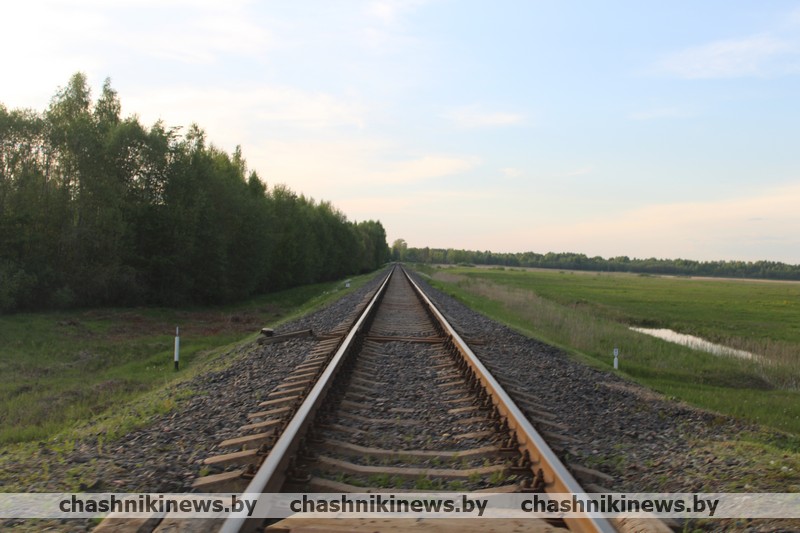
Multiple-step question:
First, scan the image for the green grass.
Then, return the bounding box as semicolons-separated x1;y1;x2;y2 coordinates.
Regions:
444;266;800;344
0;271;378;446
418;265;800;435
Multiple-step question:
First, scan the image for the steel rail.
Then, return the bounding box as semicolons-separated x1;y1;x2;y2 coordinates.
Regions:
401;267;617;533
220;265;617;533
219;266;395;533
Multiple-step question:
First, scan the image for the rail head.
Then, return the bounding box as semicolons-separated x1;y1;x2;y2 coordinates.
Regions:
401;267;617;533
219;266;395;533
221;265;617;533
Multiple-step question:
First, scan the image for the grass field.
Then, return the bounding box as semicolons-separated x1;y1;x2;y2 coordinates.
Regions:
418;265;800;435
0;272;376;446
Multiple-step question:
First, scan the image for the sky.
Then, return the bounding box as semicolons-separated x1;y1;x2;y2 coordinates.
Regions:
2;1;800;263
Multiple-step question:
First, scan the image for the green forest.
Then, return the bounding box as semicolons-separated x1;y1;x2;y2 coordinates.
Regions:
396;244;800;280
0;73;389;312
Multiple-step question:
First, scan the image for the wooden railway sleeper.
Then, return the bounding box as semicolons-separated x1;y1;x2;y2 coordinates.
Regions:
450;353;462;372
493;416;510;437
472;372;483;390
492;403;504;421
455;352;468;372
453;357;469;382
509;449;533;475
466;372;482;393
531;467;547;492
477;388;492;409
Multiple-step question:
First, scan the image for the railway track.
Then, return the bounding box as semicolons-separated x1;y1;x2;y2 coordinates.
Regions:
98;266;670;533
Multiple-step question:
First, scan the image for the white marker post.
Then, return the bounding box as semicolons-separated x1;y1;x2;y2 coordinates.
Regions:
613;347;619;370
174;327;180;371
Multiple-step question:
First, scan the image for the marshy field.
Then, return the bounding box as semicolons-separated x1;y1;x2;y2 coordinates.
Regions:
418;264;800;435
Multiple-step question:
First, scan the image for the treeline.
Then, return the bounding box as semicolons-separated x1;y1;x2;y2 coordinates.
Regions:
0;73;389;312
396;245;800;280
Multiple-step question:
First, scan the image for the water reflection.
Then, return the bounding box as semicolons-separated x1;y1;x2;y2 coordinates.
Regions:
630;327;757;360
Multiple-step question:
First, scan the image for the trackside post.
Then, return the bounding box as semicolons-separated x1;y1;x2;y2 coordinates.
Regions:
174;327;180;371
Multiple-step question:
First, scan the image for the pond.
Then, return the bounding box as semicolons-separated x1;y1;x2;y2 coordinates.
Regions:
630;327;757;360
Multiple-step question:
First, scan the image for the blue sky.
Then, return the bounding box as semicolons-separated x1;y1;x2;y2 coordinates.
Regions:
3;1;800;262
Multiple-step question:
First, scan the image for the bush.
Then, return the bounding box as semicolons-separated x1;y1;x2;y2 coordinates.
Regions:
0;262;36;313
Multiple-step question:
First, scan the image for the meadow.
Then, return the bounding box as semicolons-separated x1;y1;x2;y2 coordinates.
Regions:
0;273;375;446
418;265;800;435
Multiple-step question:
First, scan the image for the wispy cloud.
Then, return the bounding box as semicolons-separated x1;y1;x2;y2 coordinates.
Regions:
444;105;524;128
655;34;796;79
